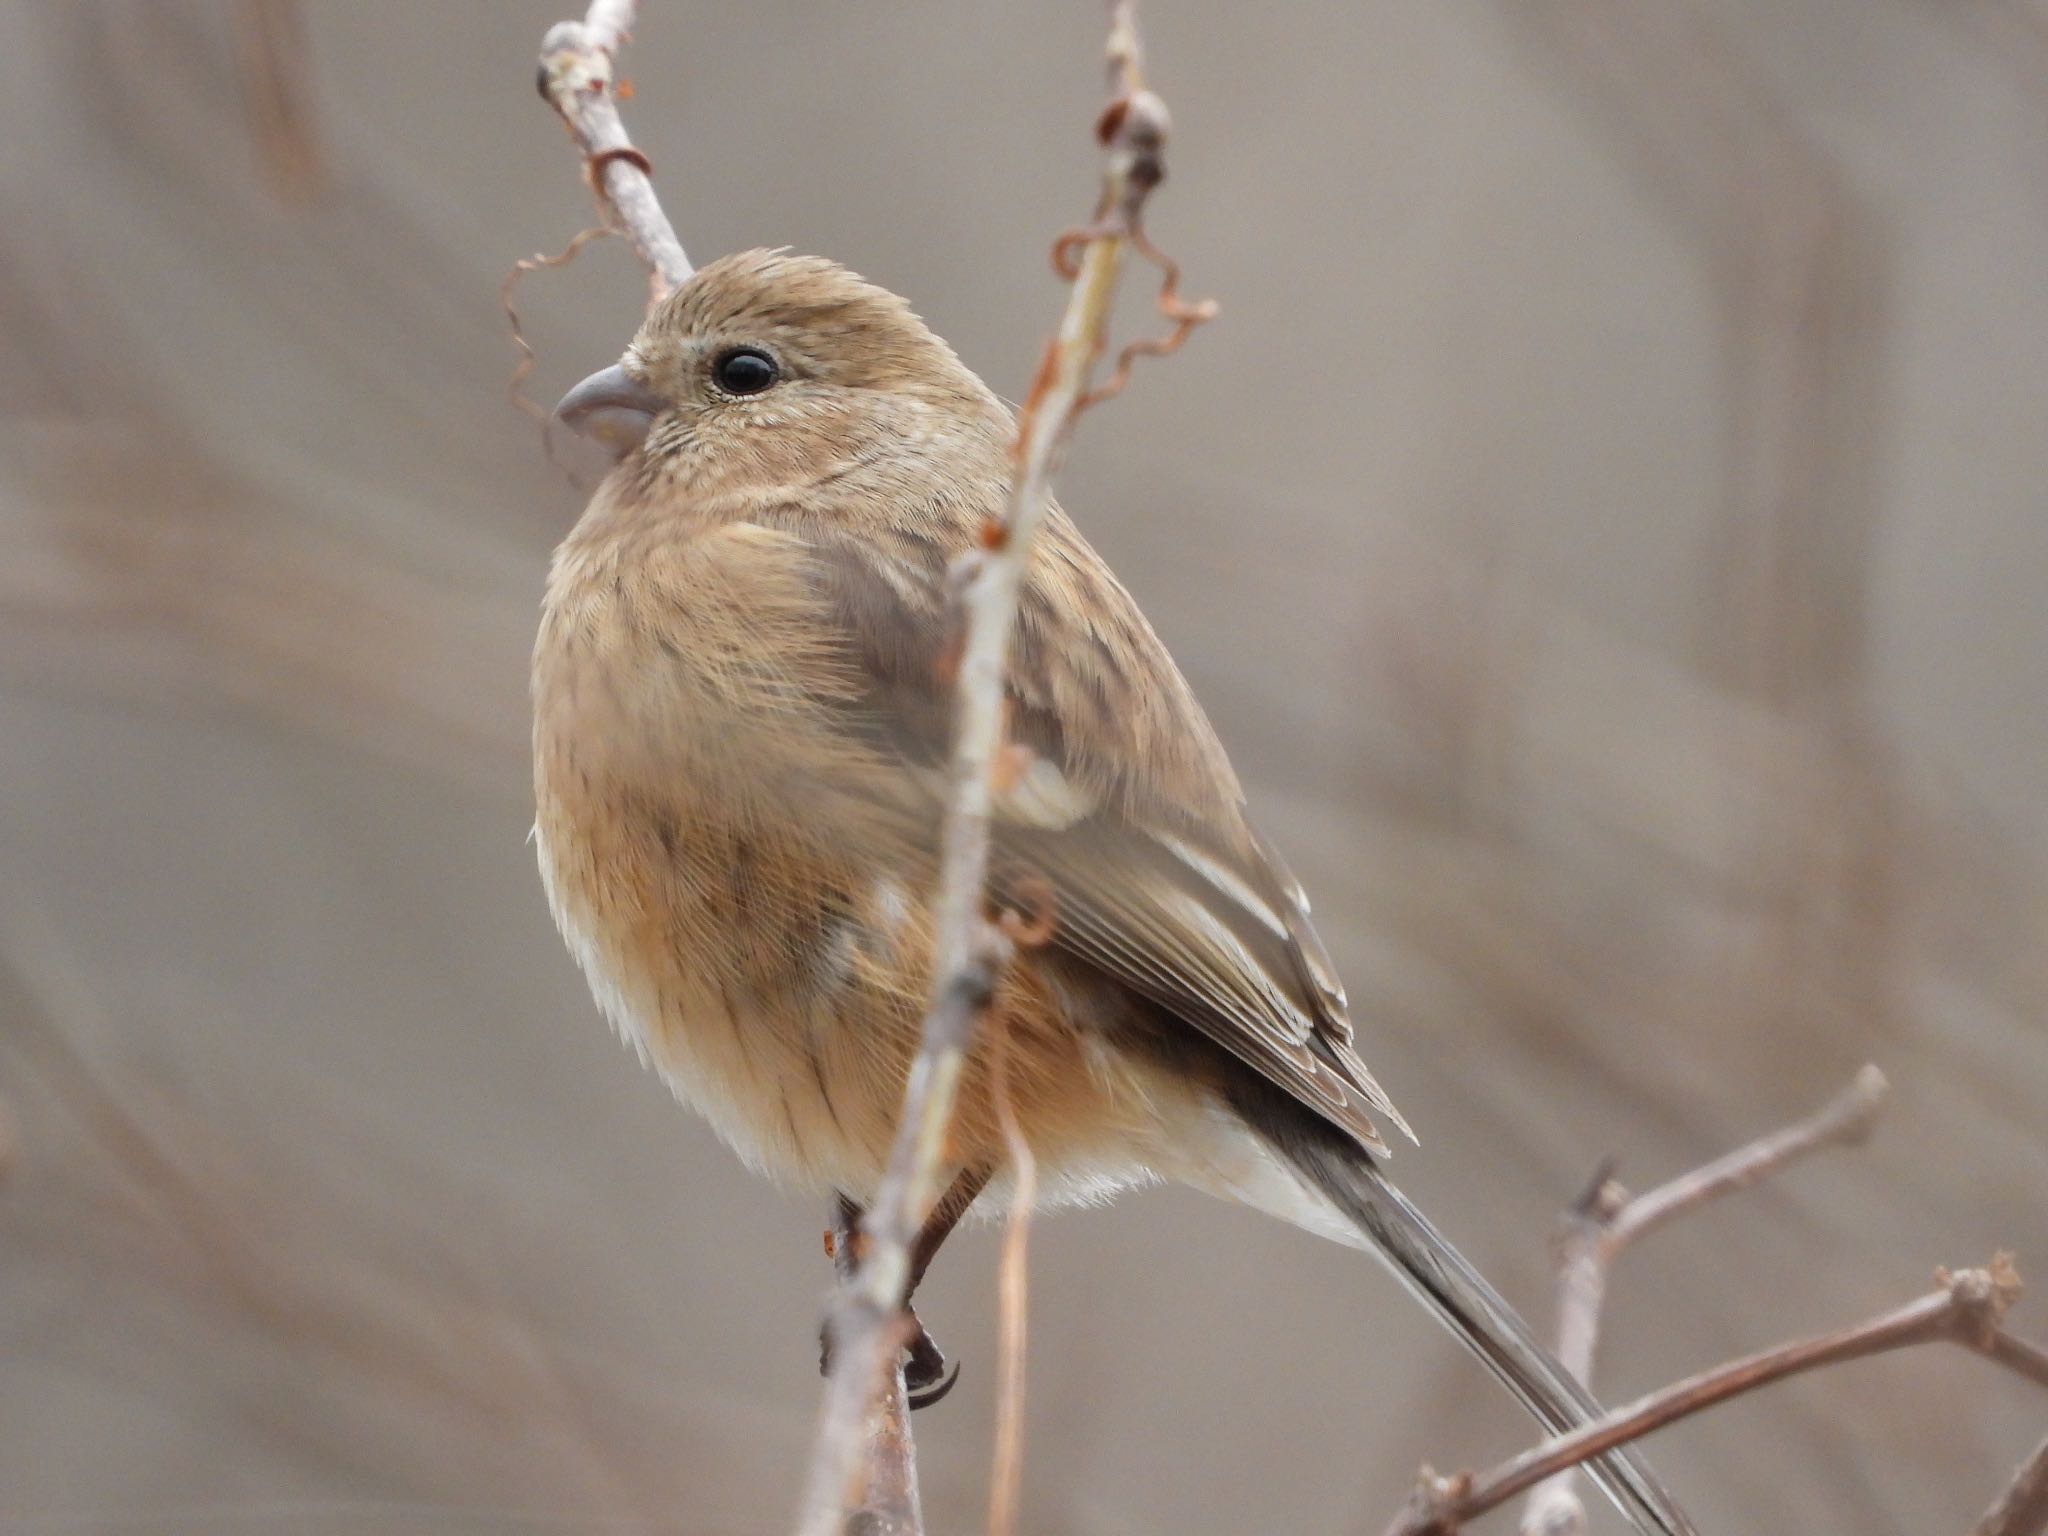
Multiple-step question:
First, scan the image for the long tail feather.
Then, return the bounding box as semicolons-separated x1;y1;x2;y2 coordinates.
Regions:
1291;1144;1696;1536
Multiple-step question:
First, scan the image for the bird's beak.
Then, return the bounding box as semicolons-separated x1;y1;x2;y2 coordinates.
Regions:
553;363;665;457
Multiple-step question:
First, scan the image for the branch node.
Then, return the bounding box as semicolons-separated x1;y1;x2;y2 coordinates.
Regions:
587;144;654;184
539;21;614;101
532;2;691;308
1566;1154;1627;1222
1828;1063;1890;1147
1392;1465;1472;1536
1943;1254;2023;1346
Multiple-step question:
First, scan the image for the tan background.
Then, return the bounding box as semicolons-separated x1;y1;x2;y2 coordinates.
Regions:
3;2;2046;1531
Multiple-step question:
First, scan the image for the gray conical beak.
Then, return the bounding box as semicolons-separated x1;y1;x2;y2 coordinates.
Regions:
553;363;664;456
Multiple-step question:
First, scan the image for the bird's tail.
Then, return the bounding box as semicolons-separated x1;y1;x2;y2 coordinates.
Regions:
1289;1142;1695;1536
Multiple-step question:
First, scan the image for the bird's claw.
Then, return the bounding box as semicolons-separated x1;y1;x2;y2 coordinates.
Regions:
817;1307;962;1412
903;1318;959;1409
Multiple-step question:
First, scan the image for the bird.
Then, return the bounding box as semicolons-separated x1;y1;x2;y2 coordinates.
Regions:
533;248;1689;1536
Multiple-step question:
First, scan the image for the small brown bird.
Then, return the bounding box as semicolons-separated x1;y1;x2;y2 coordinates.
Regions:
534;250;1685;1536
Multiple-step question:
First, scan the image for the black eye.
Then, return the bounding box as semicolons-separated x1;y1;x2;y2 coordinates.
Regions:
712;346;779;395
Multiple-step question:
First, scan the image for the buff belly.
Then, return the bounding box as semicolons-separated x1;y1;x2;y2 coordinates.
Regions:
532;812;1365;1251
533;814;1157;1203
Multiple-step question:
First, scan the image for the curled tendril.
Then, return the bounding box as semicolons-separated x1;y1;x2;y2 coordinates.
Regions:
1052;224;1218;418
501;223;619;424
1084;229;1217;412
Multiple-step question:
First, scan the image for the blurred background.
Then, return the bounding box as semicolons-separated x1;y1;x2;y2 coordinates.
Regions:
2;1;2045;1531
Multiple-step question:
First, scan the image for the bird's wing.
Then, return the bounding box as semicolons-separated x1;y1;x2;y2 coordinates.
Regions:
787;506;1411;1156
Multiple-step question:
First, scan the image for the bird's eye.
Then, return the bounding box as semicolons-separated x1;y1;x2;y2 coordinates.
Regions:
712;346;779;396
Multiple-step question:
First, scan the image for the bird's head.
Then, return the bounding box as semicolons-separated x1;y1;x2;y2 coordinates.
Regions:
554;249;1003;494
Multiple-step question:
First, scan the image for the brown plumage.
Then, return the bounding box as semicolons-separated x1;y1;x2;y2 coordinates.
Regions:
535;248;1402;1195
533;250;1689;1536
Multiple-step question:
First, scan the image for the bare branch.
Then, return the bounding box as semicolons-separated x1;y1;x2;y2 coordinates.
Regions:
1607;1063;1890;1252
1984;1332;2048;1392
536;1;692;302
1519;1064;1891;1536
797;939;1003;1536
847;1363;922;1536
234;0;323;199
1975;1432;2048;1536
1518;1179;1616;1536
1394;1257;2043;1536
824;1200;922;1536
794;6;1210;1533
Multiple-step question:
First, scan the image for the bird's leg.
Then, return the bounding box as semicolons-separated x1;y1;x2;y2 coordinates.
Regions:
821;1163;995;1411
826;1189;865;1284
818;1191;865;1396
898;1160;995;1407
909;1160;994;1294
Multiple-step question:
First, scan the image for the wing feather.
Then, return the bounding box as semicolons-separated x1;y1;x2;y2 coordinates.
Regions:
780;506;1413;1154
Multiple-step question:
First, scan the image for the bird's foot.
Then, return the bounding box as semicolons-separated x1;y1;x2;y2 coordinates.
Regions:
816;1305;961;1411
902;1312;959;1409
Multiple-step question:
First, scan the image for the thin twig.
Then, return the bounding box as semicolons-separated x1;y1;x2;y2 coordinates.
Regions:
1391;1257;2044;1536
793;6;1210;1533
987;1020;1039;1536
1605;1064;1890;1252
1986;1331;2048;1392
234;0;323;199
826;1199;922;1536
536;0;692;302
798;945;1003;1536
1519;1064;1890;1536
0;905;652;1515
1975;1431;2048;1536
852;1363;922;1536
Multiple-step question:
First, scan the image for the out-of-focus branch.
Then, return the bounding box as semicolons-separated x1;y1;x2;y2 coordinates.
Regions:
0;435;532;788
792;7;1211;1535
536;0;692;302
0;1093;17;1185
1986;1331;2048;1391
1397;1062;2044;1536
1975;1432;2048;1536
234;0;323;199
1520;1064;1890;1535
1392;1256;2045;1536
987;1021;1040;1536
1601;1064;1890;1250
0;899;650;1515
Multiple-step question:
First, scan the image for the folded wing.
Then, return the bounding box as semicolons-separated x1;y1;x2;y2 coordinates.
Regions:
787;504;1412;1156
